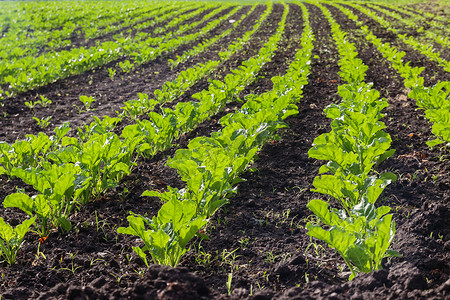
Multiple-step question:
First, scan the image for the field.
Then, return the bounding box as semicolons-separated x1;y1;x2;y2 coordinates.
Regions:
0;0;449;299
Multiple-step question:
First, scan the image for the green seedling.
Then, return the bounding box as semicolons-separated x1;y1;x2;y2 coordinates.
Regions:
74;95;96;113
39;95;52;107
118;60;134;73
108;68;116;81
0;217;36;265
33;116;52;129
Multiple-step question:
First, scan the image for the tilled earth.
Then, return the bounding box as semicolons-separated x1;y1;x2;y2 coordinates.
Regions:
0;2;449;299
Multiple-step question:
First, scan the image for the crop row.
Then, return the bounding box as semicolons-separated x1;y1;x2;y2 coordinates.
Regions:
333;2;450;149
0;1;168;60
306;1;400;280
350;3;450;72
0;2;216;95
0;2;281;265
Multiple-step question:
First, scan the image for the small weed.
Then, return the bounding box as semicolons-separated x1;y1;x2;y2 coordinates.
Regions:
59;252;82;275
226;272;233;295
219;248;240;271
238;237;250;249
265;251;276;263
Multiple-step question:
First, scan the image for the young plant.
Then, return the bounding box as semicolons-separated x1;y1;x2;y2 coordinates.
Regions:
4;163;88;236
39;95;52;107
74;95;96;113
118;60;134;73
25;100;39;111
0;216;36;265
108;68;116;81
306;199;401;280
72;133;138;203
77;115;122;141
33;116;52;129
117;199;207;267
120;93;157;120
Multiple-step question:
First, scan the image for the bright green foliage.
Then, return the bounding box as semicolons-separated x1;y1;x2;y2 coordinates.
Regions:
306;199;400;280
0;123;74;177
119;2;315;268
117;200;207;267
121;111;177;158
333;2;450;149
77;115;123;141
425;109;450;147
409;82;450;147
121;93;158;120
79;95;96;111
4;163;88;236
0;217;36;265
307;2;399;280
75;133;137;203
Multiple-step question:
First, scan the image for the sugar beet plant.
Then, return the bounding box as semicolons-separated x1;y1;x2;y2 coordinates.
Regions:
0;216;36;265
306;2;400;280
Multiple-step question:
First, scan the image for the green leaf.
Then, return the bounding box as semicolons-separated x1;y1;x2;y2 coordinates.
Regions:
352;199;376;221
14;216;36;240
385;249;402;258
4;193;34;216
0;217;14;241
307;199;342;226
56;217;72;232
33;194;52;219
347;244;371;273
132;246;149;267
306;224;356;257
376;149;395;166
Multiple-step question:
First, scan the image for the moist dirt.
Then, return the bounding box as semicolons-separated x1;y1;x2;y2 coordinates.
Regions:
0;2;449;300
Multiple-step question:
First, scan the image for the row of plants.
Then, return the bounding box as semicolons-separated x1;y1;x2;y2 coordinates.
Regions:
349;3;450;72
334;2;450;149
168;4;258;67
0;1;270;178
0;1;164;60
0;2;209;95
365;3;450;49
121;3;272;118
118;1;315;267
386;2;450;33
119;1;281;158
0;3;286;265
305;1;400;281
79;3;267;132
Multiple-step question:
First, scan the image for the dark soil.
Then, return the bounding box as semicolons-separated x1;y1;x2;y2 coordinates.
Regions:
1;2;449;300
